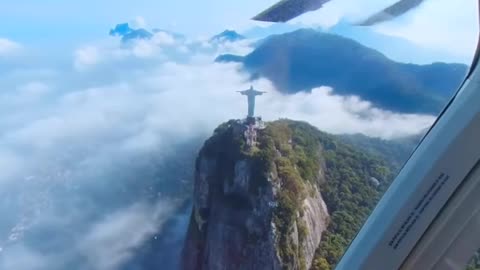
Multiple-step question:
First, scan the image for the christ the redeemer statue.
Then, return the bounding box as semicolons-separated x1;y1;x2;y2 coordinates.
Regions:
238;86;266;118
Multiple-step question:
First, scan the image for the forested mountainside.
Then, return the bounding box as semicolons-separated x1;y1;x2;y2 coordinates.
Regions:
181;119;408;269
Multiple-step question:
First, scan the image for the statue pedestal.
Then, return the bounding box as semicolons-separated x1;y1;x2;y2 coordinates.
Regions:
244;116;265;129
246;116;256;125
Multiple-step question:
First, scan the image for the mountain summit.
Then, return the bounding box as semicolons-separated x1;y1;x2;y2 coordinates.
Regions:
181;119;396;269
210;30;246;43
218;29;467;114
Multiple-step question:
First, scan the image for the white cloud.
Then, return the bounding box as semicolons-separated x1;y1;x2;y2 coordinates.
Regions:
0;151;24;183
0;245;49;270
74;46;100;70
0;31;437;270
216;39;255;55
178;45;190;54
0;81;51;108
17;81;50;95
259;87;435;138
152;31;176;46
130;16;148;29
132;40;159;58
73;38;172;67
0;38;21;56
80;201;174;270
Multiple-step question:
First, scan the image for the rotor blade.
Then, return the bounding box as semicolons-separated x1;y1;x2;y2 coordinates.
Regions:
357;0;427;26
252;0;332;23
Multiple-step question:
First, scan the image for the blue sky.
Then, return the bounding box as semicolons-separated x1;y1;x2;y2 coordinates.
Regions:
0;0;477;64
0;0;275;42
1;0;478;50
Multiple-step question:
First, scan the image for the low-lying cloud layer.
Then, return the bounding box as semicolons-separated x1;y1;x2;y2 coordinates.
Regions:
0;30;436;269
80;202;175;270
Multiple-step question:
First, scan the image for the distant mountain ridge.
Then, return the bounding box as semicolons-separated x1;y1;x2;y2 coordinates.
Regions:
218;29;468;114
109;23;153;42
109;24;245;47
210;30;246;42
109;23;186;43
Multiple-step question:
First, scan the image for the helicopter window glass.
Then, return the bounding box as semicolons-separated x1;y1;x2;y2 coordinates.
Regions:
466;250;480;270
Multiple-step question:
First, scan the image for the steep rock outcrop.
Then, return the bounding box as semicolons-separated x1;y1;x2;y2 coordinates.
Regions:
182;119;395;270
182;120;330;270
302;187;330;267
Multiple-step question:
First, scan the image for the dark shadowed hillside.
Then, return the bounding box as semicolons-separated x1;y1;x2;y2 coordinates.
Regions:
218;29;467;114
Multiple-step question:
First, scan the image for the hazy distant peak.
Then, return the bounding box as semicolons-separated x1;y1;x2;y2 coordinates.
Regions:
109;22;153;42
109;23;134;36
210;30;246;43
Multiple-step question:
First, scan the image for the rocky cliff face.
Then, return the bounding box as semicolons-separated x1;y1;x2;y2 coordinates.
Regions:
181;120;330;270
